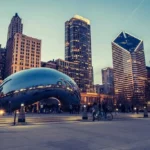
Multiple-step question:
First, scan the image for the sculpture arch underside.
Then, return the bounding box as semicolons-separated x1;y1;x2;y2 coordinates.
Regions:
0;68;81;111
41;97;61;105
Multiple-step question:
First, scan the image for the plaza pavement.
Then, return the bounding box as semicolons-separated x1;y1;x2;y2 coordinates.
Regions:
0;112;146;127
1;113;150;150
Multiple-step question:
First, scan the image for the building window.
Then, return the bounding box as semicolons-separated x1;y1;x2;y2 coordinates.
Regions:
37;49;40;52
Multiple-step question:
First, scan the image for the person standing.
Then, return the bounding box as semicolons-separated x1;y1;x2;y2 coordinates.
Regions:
69;104;73;114
136;106;139;114
77;104;80;114
92;102;99;121
102;101;107;119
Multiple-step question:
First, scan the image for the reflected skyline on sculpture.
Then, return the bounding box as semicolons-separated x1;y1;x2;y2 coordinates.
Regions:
0;68;81;111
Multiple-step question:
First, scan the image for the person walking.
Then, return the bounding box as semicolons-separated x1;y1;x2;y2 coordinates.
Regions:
92;102;99;121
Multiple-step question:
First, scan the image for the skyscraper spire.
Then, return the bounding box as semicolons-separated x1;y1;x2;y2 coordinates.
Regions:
7;13;23;40
15;13;18;17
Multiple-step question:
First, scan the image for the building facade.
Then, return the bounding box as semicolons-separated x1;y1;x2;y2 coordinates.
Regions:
41;60;57;69
0;45;6;83
112;32;147;105
5;33;41;77
145;66;150;102
7;13;23;40
65;15;93;92
55;59;80;84
41;59;85;90
102;67;114;95
94;84;105;94
81;92;113;106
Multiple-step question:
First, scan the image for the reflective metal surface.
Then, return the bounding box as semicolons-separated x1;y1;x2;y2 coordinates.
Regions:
0;68;80;111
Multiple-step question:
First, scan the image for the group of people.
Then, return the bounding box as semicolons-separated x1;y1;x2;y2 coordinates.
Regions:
115;104;141;113
25;104;63;114
68;102;112;121
69;104;80;114
24;101;112;116
92;102;110;121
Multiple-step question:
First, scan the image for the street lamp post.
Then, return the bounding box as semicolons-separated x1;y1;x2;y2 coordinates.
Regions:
18;103;26;123
144;105;148;118
8;101;11;115
82;104;88;120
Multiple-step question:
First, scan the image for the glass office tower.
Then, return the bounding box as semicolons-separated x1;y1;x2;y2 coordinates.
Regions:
102;67;114;95
65;15;93;92
0;45;6;82
112;32;147;105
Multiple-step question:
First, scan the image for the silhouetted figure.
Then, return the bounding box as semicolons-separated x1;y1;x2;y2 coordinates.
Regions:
98;103;101;112
69;104;73;114
102;102;107;118
121;105;125;113
77;104;80;114
131;105;134;113
92;103;99;121
136;107;139;114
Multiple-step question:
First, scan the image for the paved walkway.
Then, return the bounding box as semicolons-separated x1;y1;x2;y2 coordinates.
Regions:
0;112;148;127
0;113;82;127
0;114;150;150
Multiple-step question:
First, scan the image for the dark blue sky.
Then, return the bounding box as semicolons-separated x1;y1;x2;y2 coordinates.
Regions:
0;0;150;84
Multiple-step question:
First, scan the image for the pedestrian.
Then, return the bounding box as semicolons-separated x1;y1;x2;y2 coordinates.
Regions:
92;102;99;121
131;105;134;113
77;104;80;114
102;101;107;119
69;104;73;114
136;106;139;114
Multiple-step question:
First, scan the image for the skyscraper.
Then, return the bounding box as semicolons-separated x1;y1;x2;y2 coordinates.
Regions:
0;44;6;83
5;33;41;78
55;59;80;83
112;31;147;105
94;84;105;94
41;60;57;69
145;66;150;101
7;13;23;40
102;67;114;95
65;15;93;92
146;66;150;79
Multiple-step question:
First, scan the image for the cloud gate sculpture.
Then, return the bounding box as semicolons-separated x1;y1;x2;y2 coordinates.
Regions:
0;68;81;111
